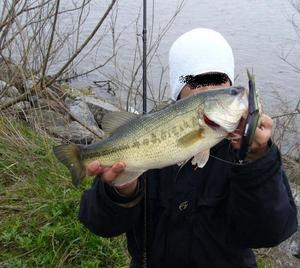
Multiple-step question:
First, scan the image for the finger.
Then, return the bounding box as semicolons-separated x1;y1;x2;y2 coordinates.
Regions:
250;127;271;152
230;141;240;150
259;114;273;129
111;161;126;173
227;133;242;139
86;160;103;176
228;132;242;149
253;127;271;145
102;161;126;183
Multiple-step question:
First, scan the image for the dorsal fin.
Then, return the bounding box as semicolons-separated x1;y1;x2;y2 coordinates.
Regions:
149;100;175;113
102;111;139;135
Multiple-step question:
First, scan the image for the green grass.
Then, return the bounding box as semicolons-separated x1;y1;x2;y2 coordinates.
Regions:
0;116;129;267
257;257;274;268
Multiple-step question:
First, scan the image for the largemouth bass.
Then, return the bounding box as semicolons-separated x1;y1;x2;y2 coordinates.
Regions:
53;86;248;186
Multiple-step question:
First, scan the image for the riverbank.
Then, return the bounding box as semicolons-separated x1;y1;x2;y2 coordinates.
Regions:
0;64;299;267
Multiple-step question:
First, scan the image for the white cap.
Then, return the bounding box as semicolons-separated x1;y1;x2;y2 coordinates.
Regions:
169;28;234;100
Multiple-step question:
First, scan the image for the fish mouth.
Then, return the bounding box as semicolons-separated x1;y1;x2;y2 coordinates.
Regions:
203;113;241;133
203;114;221;129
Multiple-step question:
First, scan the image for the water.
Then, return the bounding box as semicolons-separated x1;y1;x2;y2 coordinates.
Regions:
65;1;299;106
60;0;300;154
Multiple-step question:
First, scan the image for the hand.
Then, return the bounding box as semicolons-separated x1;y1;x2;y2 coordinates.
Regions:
86;160;138;197
228;114;273;160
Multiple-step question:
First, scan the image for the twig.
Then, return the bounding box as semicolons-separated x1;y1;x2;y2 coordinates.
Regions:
272;111;300;119
0;205;23;212
45;0;117;87
0;248;38;266
57;54;115;82
0;1;52;31
75;0;88;51
41;0;60;82
0;82;11;100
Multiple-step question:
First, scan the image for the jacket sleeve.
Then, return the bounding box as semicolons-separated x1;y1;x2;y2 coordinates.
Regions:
227;143;298;248
78;176;144;237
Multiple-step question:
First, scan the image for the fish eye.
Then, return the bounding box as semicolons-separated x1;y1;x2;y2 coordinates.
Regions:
229;86;245;96
230;87;243;96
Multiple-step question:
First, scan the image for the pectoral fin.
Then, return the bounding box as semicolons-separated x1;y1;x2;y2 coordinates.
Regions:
177;158;190;167
112;170;145;187
191;150;210;168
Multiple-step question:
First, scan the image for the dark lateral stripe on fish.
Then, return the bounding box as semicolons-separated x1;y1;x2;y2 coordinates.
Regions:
82;145;132;159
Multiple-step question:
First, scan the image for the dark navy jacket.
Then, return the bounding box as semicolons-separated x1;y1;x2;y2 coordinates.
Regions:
79;140;297;268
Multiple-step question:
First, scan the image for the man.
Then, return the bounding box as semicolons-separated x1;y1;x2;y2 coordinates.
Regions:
79;28;297;268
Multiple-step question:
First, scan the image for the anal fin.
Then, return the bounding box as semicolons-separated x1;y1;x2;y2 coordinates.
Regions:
112;170;145;187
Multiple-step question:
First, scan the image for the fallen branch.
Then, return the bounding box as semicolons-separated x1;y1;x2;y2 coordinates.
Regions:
0;88;33;110
0;205;23;212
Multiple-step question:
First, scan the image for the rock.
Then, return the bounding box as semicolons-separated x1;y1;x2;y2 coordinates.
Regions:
23;79;36;90
0;59;30;91
48;121;99;144
28;96;62;111
27;109;68;128
91;83;120;107
24;109;70;129
80;96;120;126
278;182;300;258
258;247;300;268
0;80;19;97
283;156;300;184
24;108;100;144
65;97;103;138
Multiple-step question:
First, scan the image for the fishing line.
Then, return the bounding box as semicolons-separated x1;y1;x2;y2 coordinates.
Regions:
209;154;248;166
209;139;249;166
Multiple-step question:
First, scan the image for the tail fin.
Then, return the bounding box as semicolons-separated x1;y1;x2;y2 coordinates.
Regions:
53;144;86;187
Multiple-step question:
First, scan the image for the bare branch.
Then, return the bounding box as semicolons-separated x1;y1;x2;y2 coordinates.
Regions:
57;54;115;82
272;111;300;119
41;0;60;81
0;0;117;111
45;0;117;87
0;0;52;31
